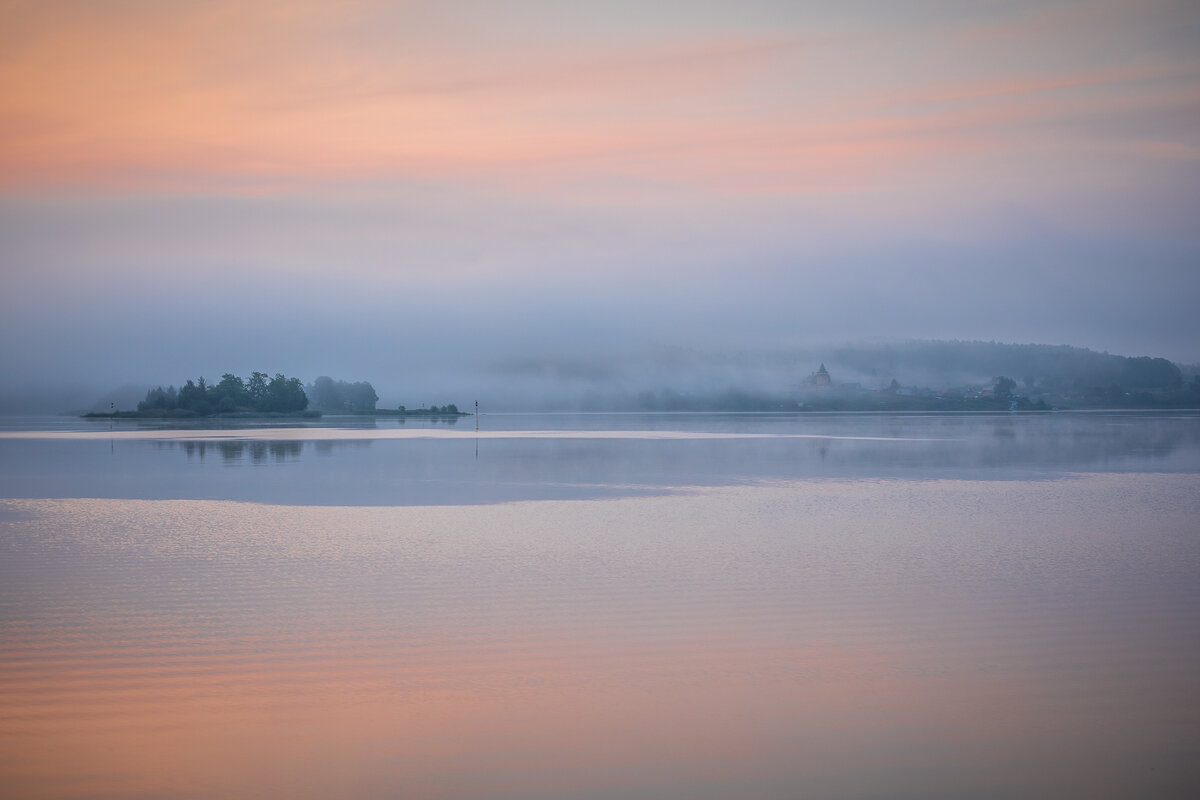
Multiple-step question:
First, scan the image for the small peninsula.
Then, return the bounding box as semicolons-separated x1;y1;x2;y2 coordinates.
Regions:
305;376;468;417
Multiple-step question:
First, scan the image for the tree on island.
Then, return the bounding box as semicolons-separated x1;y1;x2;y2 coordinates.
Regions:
137;372;308;414
247;372;269;406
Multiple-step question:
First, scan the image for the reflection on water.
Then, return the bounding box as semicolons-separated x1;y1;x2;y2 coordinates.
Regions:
179;438;305;463
1;412;1199;505
1;414;1199;798
2;475;1198;799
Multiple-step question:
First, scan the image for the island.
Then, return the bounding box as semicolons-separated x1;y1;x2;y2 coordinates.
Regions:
84;372;470;419
84;372;314;418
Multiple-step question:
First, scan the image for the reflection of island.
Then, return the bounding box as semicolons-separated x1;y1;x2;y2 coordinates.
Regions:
175;440;305;463
167;438;374;463
6;413;1196;507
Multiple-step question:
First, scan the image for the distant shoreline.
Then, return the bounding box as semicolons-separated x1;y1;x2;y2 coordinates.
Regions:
358;409;472;418
59;406;1200;420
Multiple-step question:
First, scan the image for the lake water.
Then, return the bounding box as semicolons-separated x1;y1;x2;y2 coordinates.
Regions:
2;412;1198;798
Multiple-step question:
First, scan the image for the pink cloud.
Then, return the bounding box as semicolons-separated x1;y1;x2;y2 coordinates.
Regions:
1;0;1194;212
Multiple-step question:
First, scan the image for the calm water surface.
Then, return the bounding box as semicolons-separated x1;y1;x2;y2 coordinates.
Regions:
1;412;1198;798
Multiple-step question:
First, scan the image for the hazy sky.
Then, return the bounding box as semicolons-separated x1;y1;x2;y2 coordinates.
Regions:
1;0;1198;407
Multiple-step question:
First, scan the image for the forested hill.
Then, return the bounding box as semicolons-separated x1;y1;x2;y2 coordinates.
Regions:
824;340;1184;392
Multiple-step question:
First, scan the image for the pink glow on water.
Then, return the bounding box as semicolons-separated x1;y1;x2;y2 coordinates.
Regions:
2;474;1198;797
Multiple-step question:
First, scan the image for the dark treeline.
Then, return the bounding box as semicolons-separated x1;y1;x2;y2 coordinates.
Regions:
306;376;378;413
828;340;1183;394
138;372;308;415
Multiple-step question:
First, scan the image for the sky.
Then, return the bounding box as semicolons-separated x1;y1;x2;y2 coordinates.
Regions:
1;0;1198;409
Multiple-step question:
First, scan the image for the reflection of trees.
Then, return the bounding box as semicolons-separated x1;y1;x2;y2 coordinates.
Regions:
314;439;373;456
800;415;1195;474
174;438;377;463
247;441;302;463
272;441;301;461
179;440;306;463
